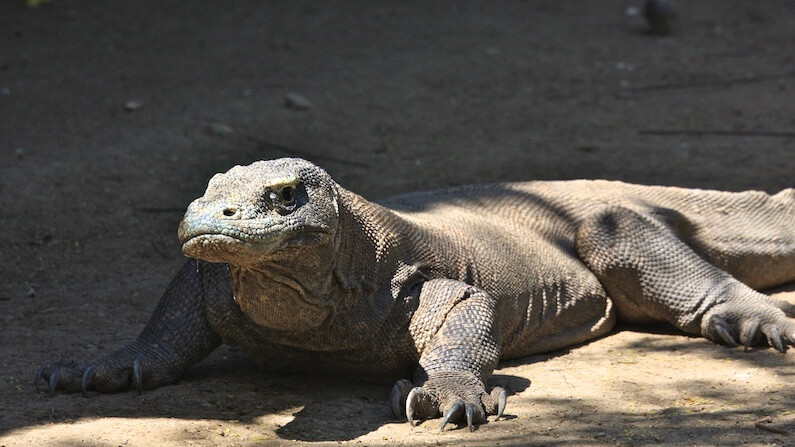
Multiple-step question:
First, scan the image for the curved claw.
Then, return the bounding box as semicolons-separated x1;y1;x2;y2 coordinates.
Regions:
493;387;507;419
465;403;475;432
766;326;786;354
439;400;464;432
48;369;62;394
406;387;421;426
390;379;413;418
741;319;760;350
34;367;46;393
81;365;97;397
712;317;738;346
132;355;143;395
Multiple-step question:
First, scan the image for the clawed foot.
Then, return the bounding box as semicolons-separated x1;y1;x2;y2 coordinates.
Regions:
390;373;507;432
36;355;147;396
703;299;795;353
35;343;179;395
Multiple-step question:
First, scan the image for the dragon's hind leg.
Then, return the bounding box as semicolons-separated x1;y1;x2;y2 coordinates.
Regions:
575;206;794;352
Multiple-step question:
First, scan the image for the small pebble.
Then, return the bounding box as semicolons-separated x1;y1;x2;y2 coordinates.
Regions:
285;92;312;110
15;147;25;159
207;123;234;136
615;61;635;71
123;100;142;112
625;6;640;17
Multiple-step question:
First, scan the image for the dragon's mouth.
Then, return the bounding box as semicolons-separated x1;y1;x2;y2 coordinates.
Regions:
177;212;289;263
181;232;243;248
180;227;331;265
181;233;250;263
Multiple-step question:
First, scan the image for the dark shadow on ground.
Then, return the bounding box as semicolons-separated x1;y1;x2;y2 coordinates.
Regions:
14;347;531;442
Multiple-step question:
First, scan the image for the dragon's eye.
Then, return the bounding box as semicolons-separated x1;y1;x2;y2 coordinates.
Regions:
280;186;294;204
268;184;300;215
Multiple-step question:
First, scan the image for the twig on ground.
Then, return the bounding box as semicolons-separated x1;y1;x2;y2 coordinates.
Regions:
754;416;789;435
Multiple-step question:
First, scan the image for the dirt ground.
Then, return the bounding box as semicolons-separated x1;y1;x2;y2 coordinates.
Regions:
1;1;793;446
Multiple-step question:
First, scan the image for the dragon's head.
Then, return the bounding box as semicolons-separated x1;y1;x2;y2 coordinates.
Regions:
178;158;339;266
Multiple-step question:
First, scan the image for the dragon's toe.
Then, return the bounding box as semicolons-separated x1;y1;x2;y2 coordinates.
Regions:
390;378;414;419
35;360;85;394
762;325;789;353
81;365;97;396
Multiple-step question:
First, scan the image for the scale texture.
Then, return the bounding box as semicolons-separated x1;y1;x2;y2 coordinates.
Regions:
37;158;795;429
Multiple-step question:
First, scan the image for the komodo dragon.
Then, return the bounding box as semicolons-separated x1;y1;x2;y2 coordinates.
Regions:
37;158;795;431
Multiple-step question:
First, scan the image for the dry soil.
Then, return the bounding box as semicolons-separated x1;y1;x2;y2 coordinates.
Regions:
1;1;793;446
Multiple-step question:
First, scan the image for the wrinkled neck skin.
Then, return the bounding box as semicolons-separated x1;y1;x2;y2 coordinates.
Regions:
228;186;405;350
228;238;337;331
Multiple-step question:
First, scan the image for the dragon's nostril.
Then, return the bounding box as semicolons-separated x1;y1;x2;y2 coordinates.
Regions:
222;208;237;217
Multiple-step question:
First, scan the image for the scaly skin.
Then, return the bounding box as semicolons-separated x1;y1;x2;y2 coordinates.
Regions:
38;158;795;431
